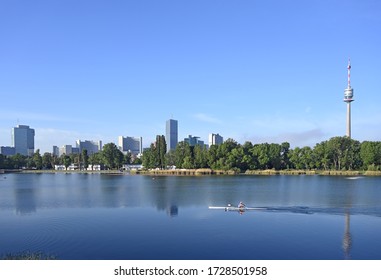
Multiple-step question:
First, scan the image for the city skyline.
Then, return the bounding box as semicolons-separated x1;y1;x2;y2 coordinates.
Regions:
1;120;222;155
1;1;381;153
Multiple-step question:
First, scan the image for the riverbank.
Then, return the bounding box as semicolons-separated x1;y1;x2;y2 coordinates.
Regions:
12;168;381;176
19;169;125;174
135;168;381;176
134;168;238;175
246;169;381;176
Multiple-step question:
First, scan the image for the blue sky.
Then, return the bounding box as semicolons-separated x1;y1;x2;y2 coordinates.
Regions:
1;0;380;153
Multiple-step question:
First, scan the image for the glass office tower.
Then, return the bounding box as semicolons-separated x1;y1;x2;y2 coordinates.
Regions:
12;125;35;156
166;119;178;152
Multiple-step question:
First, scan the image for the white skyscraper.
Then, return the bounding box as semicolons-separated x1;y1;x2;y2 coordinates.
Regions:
208;133;223;146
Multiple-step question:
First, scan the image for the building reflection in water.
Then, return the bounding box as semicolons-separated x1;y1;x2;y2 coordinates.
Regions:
167;205;178;217
14;188;37;215
342;212;352;259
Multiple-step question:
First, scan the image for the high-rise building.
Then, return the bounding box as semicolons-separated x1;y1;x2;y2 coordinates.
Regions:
184;135;204;147
52;146;60;157
166;119;178;152
118;136;142;155
60;145;73;155
344;59;354;138
76;140;102;155
12;125;35;156
208;133;223;146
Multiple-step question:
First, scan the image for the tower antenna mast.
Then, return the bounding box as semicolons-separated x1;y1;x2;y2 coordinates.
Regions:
347;58;351;88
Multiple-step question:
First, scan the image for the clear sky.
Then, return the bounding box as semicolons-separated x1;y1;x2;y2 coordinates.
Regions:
1;0;380;153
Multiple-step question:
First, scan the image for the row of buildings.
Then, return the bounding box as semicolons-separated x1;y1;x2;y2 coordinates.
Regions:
0;120;224;157
165;119;223;151
0;125;35;156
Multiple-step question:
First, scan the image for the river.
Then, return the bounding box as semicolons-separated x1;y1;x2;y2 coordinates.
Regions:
0;173;380;259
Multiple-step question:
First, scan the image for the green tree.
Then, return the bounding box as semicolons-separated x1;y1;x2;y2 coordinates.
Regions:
9;154;27;169
88;152;102;170
193;145;207;168
325;136;361;170
251;143;271;169
156;135;167;169
142;146;152;169
0;154;5;169
182;155;195;169
290;146;315;170
82;149;89;170
280;142;291;169
165;150;176;167
142;144;158;169
207;144;219;169
174;141;192;168
343;138;362;170
211;139;239;170
42;152;53;169
242;141;256;170
33;149;43;170
51;155;60;167
313;141;329;170
289;147;302;169
124;152;132;165
217;139;238;157
132;157;142;165
360;141;381;170
69;153;80;169
268;143;282;170
102;143;124;169
226;146;245;171
62;155;71;170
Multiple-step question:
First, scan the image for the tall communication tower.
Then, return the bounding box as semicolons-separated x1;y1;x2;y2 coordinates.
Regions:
344;59;354;138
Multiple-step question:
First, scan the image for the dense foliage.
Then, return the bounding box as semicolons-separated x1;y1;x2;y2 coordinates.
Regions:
142;135;166;170
142;136;381;172
2;136;381;171
0;144;140;170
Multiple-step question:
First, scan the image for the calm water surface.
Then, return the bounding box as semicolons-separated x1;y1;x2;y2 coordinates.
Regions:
0;173;380;260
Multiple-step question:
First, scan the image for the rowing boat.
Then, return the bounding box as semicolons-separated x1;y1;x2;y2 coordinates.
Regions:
208;206;263;211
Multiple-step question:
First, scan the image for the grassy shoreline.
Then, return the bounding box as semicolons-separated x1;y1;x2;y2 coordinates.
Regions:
137;169;381;176
7;168;381;176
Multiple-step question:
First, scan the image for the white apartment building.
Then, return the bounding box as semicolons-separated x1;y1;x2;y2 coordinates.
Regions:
208;133;223;147
118;136;142;156
76;140;102;155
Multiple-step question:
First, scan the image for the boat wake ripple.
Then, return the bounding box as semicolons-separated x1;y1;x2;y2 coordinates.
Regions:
253;206;381;217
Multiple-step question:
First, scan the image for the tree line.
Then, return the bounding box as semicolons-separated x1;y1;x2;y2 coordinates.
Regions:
0;143;142;170
142;136;381;172
2;136;381;172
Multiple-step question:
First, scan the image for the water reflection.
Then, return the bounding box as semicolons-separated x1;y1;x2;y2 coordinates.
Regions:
167;205;178;217
343;212;352;259
14;188;37;215
2;174;381;217
340;177;354;260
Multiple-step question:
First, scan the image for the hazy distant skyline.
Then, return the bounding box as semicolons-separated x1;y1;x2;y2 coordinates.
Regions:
1;0;381;153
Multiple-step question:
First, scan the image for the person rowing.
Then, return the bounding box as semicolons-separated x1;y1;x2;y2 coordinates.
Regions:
238;201;246;209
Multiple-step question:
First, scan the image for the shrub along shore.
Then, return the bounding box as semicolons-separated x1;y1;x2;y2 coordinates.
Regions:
134;168;381;176
9;168;381;176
